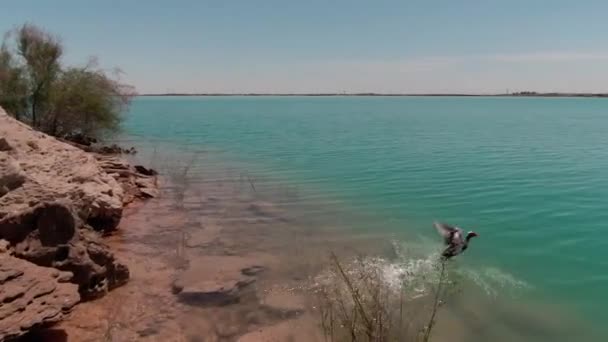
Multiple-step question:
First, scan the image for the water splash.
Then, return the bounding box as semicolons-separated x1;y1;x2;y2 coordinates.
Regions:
458;266;531;297
314;239;530;302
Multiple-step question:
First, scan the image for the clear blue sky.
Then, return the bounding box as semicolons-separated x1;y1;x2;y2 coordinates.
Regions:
2;0;608;94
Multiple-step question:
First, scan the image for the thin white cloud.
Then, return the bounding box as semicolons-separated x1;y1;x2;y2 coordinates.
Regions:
486;51;608;62
320;51;608;75
380;51;608;68
335;57;456;73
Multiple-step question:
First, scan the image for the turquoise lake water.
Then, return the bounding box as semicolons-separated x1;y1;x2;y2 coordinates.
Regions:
124;96;608;340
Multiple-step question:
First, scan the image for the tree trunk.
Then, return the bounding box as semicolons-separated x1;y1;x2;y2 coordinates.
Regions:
31;95;37;128
50;111;58;136
31;82;44;129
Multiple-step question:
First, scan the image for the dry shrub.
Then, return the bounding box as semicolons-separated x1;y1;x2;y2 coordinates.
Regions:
315;253;453;342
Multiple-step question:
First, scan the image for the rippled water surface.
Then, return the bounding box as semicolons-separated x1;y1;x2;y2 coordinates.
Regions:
122;96;608;341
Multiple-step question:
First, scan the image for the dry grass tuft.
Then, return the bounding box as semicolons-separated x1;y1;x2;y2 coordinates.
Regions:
314;253;452;342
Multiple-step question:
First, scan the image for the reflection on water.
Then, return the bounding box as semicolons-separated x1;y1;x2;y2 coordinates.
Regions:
58;145;601;341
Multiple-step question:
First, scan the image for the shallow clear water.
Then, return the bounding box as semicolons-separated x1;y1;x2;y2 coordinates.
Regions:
123;95;608;340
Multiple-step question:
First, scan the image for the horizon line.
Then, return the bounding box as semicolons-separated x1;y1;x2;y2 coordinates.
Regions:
137;92;608;98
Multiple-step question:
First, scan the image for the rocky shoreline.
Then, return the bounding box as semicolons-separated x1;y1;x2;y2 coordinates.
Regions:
0;107;158;340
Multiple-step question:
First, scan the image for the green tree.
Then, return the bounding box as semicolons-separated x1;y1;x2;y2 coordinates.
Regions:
0;24;134;139
16;24;63;128
0;41;28;120
46;64;134;137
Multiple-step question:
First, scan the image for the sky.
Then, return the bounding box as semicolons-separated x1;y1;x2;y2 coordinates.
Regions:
1;0;608;94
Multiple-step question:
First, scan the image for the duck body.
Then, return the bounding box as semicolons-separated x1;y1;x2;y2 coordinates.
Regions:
434;222;478;259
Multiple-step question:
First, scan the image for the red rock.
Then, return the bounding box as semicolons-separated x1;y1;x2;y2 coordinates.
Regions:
0;249;80;341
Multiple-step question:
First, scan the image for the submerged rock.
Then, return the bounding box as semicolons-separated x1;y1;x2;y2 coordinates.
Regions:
134;164;157;176
171;256;263;307
173;277;256;306
241;265;266;277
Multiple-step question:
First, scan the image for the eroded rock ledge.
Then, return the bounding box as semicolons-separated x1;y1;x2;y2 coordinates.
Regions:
0;113;124;232
0;245;80;341
1;201;129;298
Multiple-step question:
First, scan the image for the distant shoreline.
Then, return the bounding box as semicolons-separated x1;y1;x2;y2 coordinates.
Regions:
138;93;608;98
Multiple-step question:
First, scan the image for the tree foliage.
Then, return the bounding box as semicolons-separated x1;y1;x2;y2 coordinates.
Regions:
0;24;134;139
16;24;63;127
0;42;28;119
45;65;134;137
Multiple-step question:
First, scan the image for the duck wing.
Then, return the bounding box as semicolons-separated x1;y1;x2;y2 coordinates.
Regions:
434;221;461;245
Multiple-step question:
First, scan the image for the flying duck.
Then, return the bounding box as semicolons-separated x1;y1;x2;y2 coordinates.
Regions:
434;221;478;259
